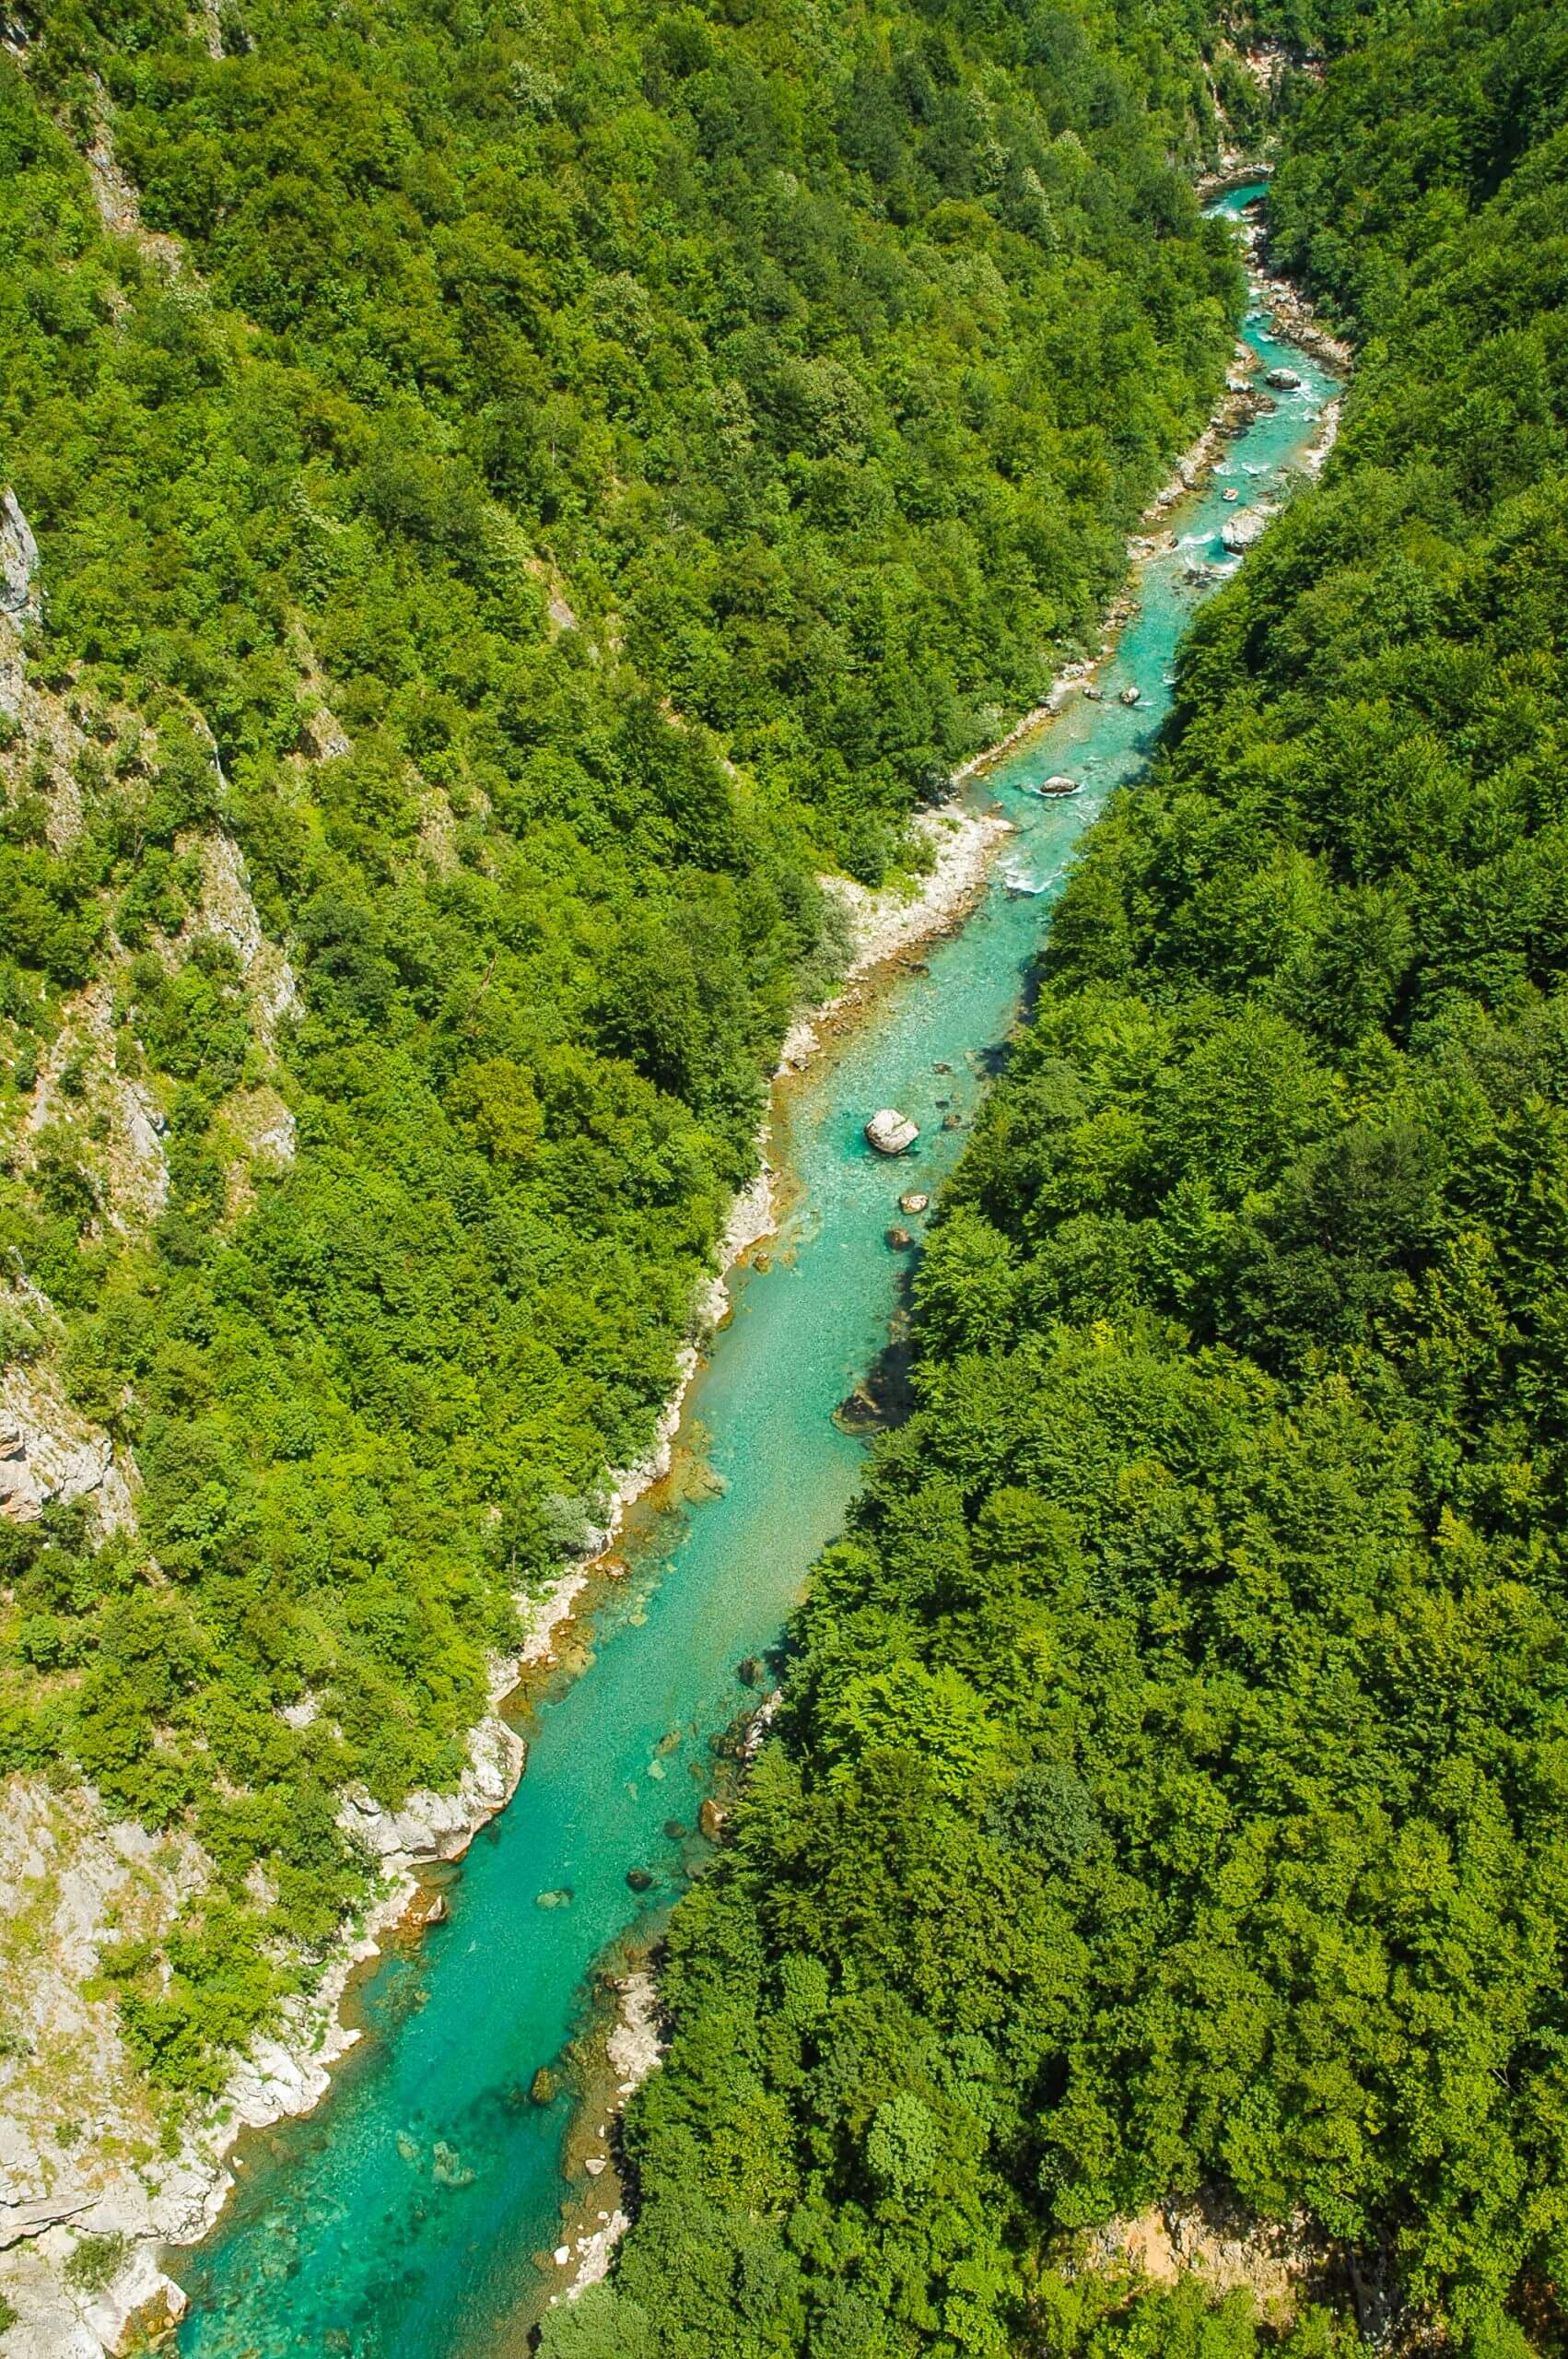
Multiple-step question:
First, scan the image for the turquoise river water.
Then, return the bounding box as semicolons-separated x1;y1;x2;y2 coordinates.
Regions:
170;188;1337;2359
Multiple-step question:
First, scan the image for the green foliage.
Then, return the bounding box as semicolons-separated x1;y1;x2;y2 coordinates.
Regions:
536;2284;657;2359
608;8;1568;2355
63;2231;131;2294
0;0;1243;2104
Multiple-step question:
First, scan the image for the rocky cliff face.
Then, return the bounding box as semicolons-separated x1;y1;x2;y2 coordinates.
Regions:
0;1364;133;1533
0;491;41;632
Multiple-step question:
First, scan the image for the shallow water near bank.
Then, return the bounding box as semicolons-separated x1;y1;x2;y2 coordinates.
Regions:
170;188;1335;2359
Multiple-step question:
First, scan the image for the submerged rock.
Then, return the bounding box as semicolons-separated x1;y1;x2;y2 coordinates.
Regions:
531;2067;557;2106
626;1867;654;1893
884;1226;914;1250
865;1108;919;1155
834;1381;882;1433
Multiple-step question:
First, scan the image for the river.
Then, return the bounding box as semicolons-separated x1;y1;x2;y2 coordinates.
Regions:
169;184;1339;2359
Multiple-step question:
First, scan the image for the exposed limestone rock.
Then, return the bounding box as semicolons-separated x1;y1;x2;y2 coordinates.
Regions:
195;833;302;1047
418;783;460;874
818;808;1011;977
525;557;580;636
20;979;171;1232
0;2195;95;2252
0;489;41;628
82;97;184;275
0;1778;215;2349
224;1084;296;1170
1078;2190;1337;2329
606;1971;665;2095
298;707;350;762
0;1366;132;1532
560;1975;666;2304
115;1079;172;1220
81;2246;187;2350
335;1715;526;1873
226;2037;335;2131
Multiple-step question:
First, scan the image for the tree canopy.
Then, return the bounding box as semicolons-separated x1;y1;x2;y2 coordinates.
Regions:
596;6;1568;2353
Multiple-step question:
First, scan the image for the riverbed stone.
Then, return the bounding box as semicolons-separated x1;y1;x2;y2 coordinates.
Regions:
864;1109;919;1155
1222;508;1268;553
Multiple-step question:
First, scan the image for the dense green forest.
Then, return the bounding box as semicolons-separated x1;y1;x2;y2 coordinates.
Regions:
0;0;1246;2092
576;4;1568;2355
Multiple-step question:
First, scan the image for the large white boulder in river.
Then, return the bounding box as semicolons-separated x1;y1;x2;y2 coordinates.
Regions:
865;1109;919;1156
1223;508;1267;554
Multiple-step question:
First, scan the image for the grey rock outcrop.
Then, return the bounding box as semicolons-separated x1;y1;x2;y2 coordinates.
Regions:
0;2194;96;2252
0;489;41;627
335;1714;525;1873
0;1368;133;1531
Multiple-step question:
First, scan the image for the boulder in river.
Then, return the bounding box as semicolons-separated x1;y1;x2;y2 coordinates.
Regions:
1222;508;1267;554
899;1191;930;1215
424;1893;448;1926
1082;684;1104;701
1039;774;1081;796
865;1108;919;1155
698;1798;726;1842
834;1381;882;1433
1119;685;1141;707
1266;365;1302;390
